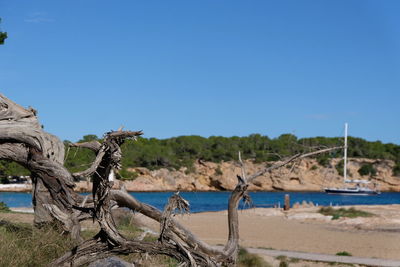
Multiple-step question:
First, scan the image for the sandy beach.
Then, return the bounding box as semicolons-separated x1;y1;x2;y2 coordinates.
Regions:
2;204;400;264
135;204;400;261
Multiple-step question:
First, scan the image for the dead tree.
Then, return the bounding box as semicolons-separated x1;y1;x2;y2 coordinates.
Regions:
0;95;87;239
0;94;342;266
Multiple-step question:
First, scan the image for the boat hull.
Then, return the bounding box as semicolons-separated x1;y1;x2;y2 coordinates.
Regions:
324;188;380;195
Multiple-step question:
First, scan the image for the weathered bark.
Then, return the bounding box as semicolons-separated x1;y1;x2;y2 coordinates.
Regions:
0;95;98;240
0;94;343;266
159;192;190;241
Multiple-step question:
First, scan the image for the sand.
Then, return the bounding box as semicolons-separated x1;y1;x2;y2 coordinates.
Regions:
179;205;400;259
2;204;400;262
135;205;400;261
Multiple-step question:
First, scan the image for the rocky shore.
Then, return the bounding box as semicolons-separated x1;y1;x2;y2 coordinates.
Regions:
2;158;400;192
81;157;400;192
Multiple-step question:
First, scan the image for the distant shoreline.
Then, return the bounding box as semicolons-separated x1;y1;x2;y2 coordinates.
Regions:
1;186;400;193
2;190;400;213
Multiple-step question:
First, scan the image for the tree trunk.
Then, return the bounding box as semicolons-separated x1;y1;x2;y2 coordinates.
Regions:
31;175;54;226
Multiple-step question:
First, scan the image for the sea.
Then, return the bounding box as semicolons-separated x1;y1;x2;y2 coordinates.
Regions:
1;191;399;213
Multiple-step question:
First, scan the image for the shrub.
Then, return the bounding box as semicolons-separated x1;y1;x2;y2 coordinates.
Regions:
336;251;352;256
238;247;272;267
335;160;344;176
317;155;330;167
289;258;300;263
0;201;10;212
358;163;376;176
275;255;287;261
310;165;318;170
393;162;400;177
318;207;374;220
0;176;9;184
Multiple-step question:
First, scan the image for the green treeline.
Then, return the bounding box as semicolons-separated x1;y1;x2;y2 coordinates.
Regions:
1;134;400;179
65;134;400;178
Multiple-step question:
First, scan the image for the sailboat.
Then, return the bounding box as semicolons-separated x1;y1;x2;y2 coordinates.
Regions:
324;123;380;195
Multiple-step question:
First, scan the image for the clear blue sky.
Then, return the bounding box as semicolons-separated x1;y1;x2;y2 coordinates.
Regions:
1;1;399;143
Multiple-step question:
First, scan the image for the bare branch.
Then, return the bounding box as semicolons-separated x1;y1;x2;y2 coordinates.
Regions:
72;149;106;179
110;190;225;258
69;141;102;152
247;146;343;182
160;192;190;242
238;151;247;182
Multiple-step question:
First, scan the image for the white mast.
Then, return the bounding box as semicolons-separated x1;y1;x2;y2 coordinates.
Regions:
343;123;348;181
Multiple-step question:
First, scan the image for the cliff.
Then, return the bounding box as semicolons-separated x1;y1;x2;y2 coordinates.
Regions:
3;158;399;192
103;158;400;192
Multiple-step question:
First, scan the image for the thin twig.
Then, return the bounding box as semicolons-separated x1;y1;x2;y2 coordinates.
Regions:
247;146;343;182
238;151;247;182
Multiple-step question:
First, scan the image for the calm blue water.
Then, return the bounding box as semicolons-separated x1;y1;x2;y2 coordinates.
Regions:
1;191;399;213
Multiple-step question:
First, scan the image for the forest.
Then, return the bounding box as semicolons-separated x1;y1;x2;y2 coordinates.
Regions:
1;133;400;180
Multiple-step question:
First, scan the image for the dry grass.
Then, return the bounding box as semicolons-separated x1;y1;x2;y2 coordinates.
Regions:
0;222;77;266
0;214;177;267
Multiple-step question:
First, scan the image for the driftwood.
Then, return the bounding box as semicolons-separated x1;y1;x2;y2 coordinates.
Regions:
0;94;342;266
